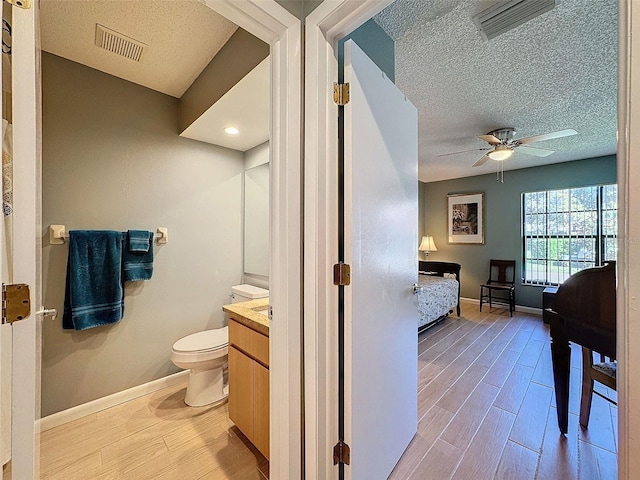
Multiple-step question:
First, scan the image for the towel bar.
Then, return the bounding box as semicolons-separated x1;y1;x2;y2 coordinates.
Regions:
49;225;168;245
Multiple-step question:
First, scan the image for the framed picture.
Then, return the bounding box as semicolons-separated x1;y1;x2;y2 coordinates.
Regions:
447;192;484;244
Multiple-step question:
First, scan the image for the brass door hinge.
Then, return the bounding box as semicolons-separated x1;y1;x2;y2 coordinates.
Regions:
4;0;31;10
333;83;350;106
2;284;31;324
333;440;351;465
333;263;351;286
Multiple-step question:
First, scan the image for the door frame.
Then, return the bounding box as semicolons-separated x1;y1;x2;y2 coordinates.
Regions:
304;2;394;478
169;3;304;477
7;0;303;478
618;1;636;478
306;0;635;478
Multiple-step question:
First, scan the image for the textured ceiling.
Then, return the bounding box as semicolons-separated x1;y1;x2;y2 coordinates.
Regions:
40;0;238;98
375;0;618;183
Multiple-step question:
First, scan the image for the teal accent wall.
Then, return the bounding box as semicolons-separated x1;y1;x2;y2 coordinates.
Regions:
338;19;395;83
421;155;617;309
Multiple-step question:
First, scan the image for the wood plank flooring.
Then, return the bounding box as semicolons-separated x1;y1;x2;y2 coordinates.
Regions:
34;385;268;479
391;302;618;480
4;302;617;479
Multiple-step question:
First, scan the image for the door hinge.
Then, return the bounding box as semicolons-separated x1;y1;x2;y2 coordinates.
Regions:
333;83;350;106
333;263;351;286
2;283;31;324
333;440;351;465
4;0;31;9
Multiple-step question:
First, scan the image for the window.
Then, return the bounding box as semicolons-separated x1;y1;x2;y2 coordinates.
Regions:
522;184;617;285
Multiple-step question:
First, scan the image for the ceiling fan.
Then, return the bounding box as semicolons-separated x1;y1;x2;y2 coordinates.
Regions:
438;127;578;167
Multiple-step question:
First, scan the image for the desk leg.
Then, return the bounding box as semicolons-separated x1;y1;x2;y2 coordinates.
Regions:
549;324;571;434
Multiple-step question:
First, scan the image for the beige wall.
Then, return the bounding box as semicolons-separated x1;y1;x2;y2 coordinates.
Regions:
41;53;245;416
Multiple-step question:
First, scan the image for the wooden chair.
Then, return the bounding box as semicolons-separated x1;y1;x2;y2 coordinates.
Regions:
580;347;617;428
479;259;516;316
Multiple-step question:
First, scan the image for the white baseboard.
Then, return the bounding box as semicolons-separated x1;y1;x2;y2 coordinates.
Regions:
460;297;542;316
38;371;189;432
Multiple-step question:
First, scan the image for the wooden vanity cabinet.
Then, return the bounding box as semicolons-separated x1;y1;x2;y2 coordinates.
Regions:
228;318;269;459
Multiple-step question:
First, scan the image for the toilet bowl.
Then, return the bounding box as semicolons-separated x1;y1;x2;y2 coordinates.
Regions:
170;327;229;407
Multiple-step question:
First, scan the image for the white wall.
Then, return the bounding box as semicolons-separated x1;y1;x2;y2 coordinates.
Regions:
245;141;269;169
40;53;244;416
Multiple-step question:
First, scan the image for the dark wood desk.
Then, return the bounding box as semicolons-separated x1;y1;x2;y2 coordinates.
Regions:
542;263;616;434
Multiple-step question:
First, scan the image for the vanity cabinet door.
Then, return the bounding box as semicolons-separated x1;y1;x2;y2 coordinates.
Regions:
229;346;254;439
253;361;270;458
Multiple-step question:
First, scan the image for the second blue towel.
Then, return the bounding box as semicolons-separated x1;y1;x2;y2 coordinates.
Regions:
123;231;154;281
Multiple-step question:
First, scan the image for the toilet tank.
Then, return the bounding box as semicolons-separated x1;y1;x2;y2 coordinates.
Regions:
230;284;269;303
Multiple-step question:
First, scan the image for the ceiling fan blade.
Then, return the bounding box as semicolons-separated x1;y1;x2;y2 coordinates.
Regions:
516;128;578;145
437;148;490;158
472;154;491;167
477;134;501;145
515;145;555;157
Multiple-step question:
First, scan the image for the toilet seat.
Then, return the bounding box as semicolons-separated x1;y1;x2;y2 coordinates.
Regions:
172;327;228;353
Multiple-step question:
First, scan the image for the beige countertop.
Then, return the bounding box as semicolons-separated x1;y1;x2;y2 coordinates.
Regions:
222;297;269;336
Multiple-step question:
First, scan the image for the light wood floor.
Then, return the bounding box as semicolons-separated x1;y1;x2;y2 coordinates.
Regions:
3;302;617;479
390;302;618;480
33;385;268;479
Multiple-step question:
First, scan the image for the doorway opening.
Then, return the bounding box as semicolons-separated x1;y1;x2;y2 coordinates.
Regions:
1;1;301;478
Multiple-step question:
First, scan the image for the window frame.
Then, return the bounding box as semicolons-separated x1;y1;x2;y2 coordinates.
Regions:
521;183;617;286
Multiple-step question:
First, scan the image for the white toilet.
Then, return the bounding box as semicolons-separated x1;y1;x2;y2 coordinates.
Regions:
170;284;268;407
171;327;229;407
229;283;269;304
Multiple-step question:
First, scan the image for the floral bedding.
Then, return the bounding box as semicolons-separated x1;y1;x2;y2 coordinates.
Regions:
417;274;459;329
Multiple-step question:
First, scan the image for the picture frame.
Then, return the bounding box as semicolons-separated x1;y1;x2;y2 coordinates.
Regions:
447;192;485;244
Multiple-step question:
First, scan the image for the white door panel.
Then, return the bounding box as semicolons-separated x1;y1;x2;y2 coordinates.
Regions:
3;4;41;479
343;39;418;480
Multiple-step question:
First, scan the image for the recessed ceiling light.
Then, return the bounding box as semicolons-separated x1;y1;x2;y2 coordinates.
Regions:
224;127;239;135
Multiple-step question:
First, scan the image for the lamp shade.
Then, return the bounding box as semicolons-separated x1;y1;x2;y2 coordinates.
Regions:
419;235;437;252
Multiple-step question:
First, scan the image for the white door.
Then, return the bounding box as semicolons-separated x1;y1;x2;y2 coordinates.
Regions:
1;2;41;479
342;40;418;480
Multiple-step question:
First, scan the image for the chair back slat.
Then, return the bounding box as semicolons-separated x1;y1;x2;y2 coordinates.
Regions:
489;259;516;285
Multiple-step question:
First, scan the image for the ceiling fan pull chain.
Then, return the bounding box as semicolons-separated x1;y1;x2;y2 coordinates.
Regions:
496;160;504;183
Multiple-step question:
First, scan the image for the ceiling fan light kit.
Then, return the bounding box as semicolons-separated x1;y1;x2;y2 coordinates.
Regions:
440;126;578;174
488;144;513;161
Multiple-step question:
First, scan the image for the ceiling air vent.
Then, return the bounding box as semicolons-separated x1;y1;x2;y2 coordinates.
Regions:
472;0;556;41
95;24;146;62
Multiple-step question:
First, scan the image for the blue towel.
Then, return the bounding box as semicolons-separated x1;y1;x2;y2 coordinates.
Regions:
128;230;151;252
63;230;125;331
123;231;154;281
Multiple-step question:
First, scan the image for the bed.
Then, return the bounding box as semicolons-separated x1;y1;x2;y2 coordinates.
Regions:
417;261;461;331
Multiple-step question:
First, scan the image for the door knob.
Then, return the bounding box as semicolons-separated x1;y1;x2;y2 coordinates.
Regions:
36;307;58;321
413;284;423;294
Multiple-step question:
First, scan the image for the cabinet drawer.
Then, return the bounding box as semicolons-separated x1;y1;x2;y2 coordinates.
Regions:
228;318;269;367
